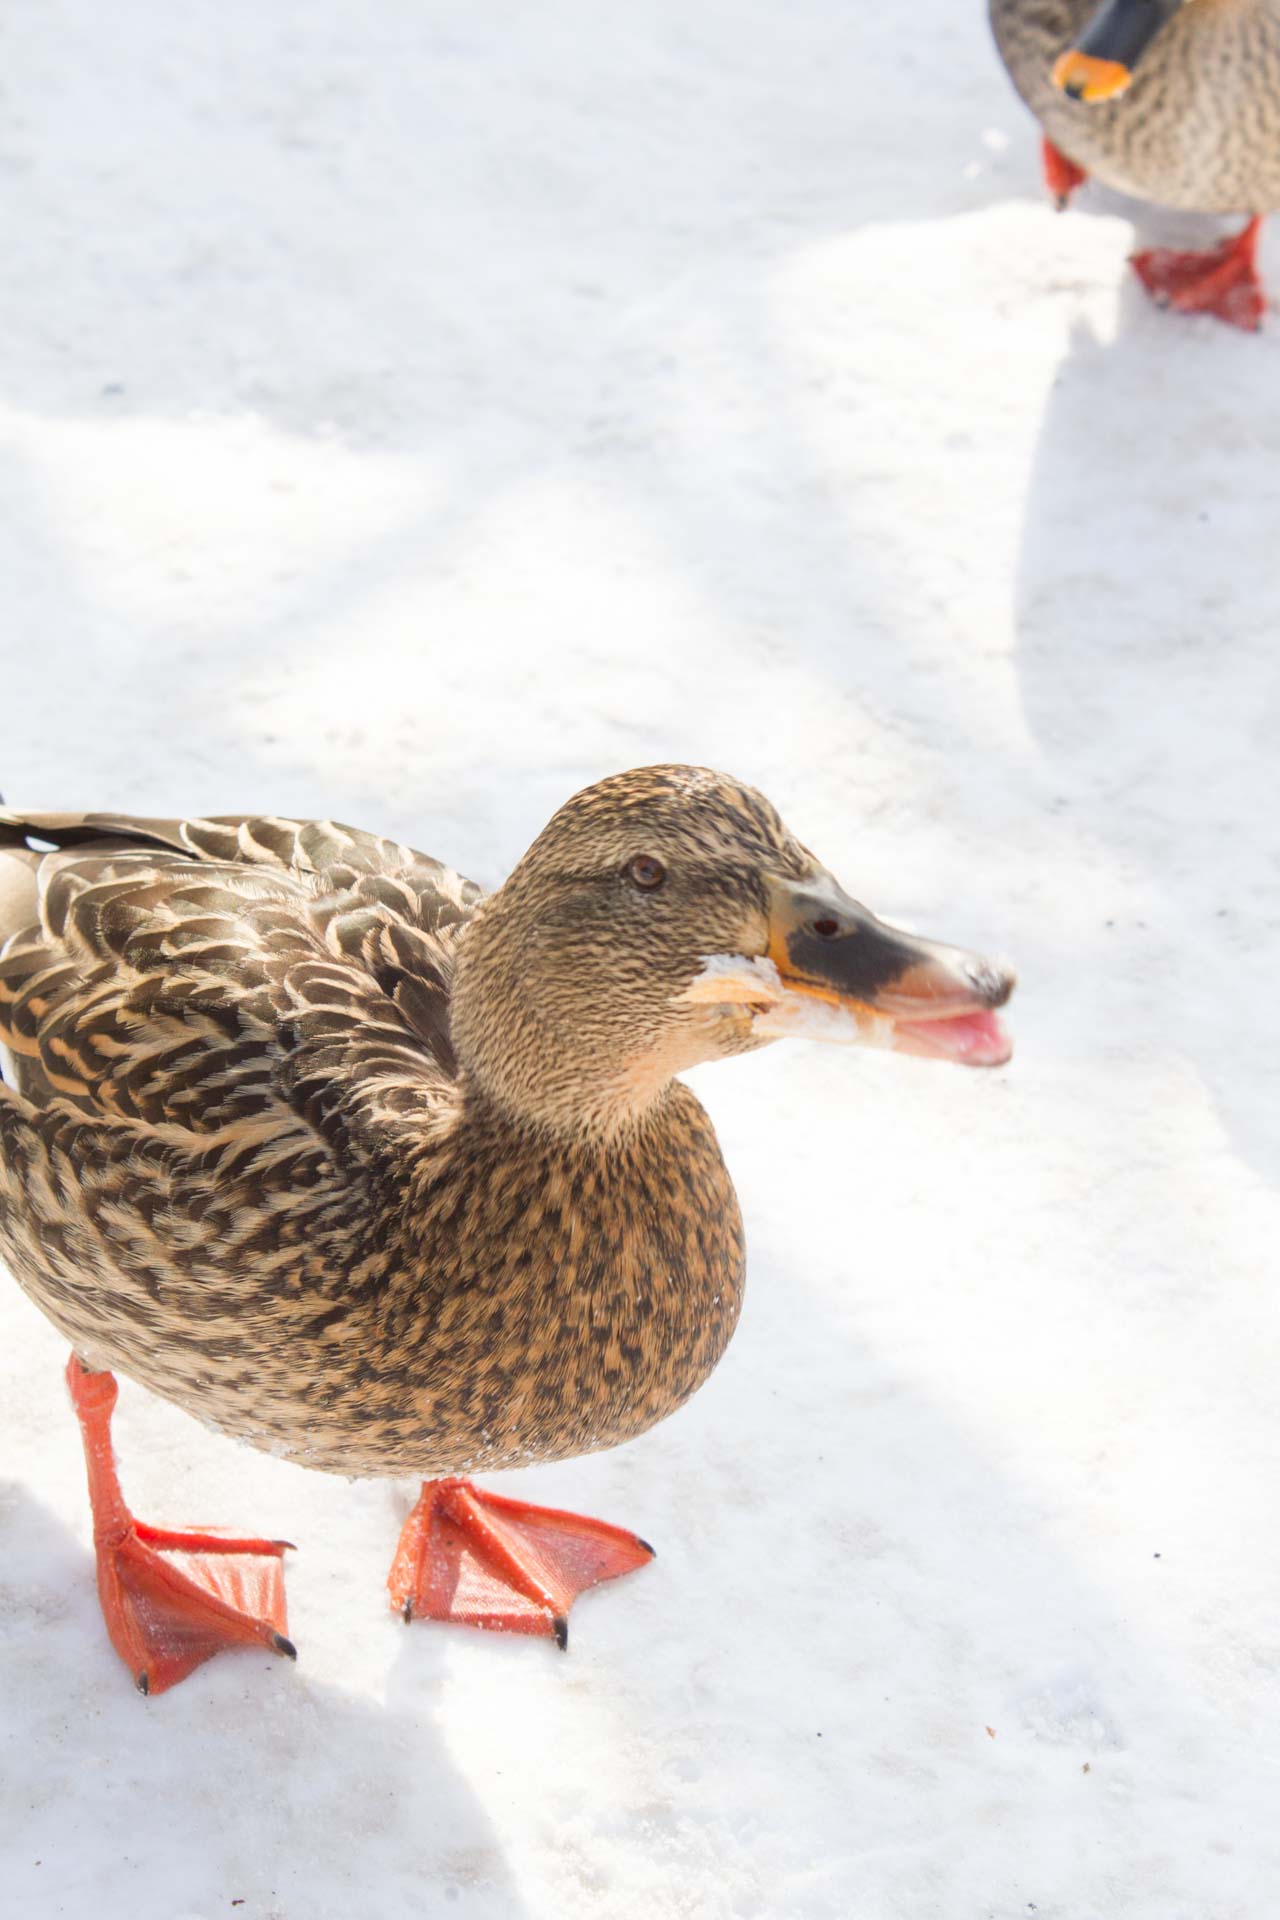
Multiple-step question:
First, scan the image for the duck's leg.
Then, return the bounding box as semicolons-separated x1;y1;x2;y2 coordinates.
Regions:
1131;216;1267;331
1042;136;1087;210
67;1354;296;1695
388;1478;654;1649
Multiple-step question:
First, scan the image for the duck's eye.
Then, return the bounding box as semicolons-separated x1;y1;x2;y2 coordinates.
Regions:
626;854;667;891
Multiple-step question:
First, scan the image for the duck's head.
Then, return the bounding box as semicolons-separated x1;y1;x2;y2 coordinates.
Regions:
1051;0;1186;104
450;767;1015;1140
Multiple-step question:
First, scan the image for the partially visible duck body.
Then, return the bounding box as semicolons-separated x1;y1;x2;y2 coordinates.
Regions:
0;771;1014;1696
989;0;1280;328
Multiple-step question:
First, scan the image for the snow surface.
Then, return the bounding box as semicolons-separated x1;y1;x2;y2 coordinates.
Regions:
3;3;1280;1917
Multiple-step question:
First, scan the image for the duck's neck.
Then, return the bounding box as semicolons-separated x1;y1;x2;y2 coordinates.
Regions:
449;1067;680;1170
448;897;686;1146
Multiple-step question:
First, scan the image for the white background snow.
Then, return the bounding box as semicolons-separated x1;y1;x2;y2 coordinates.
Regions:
3;2;1279;1916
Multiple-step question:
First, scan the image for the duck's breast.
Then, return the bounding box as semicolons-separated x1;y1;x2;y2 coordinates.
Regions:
277;1084;750;1480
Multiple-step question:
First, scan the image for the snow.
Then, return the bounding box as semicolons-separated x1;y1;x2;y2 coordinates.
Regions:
3;2;1280;1916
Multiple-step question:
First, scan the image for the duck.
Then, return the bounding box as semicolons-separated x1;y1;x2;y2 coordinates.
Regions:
988;0;1280;329
0;767;1014;1696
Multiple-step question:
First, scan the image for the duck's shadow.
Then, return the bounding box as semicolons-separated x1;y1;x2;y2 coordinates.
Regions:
1010;256;1280;1183
0;1481;529;1920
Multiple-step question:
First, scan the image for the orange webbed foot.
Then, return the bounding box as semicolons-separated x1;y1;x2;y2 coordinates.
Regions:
67;1355;295;1696
1131;217;1267;331
96;1522;294;1697
388;1478;654;1648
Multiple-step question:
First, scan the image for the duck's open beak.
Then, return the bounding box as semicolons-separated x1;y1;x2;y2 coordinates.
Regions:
1051;0;1181;103
682;875;1015;1067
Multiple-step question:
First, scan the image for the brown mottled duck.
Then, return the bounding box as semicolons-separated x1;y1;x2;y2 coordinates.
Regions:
0;768;1014;1695
989;0;1280;328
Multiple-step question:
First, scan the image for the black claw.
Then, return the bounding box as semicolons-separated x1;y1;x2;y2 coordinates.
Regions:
552;1614;569;1651
136;1671;150;1696
272;1633;298;1661
635;1537;656;1558
402;1599;414;1624
273;1539;297;1552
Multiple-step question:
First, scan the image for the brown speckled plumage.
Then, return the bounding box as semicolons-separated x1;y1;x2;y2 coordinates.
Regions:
990;0;1280;213
0;770;825;1480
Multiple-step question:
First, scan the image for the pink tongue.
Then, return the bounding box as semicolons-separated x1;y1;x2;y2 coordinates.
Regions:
894;1007;1012;1068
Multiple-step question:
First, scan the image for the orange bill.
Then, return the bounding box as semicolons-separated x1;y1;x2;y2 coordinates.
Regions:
1051;51;1133;102
1051;0;1180;103
683;876;1015;1069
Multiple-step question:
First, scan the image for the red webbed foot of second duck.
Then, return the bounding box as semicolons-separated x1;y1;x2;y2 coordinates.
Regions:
388;1478;655;1648
67;1355;295;1695
1042;137;1087;210
1132;217;1267;331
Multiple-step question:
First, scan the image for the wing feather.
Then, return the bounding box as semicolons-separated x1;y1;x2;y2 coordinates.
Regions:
0;808;482;1161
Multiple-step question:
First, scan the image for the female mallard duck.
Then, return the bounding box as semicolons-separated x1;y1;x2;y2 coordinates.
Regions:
0;768;1013;1695
989;0;1280;328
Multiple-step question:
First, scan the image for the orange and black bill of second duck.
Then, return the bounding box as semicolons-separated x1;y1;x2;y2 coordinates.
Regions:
1052;0;1182;102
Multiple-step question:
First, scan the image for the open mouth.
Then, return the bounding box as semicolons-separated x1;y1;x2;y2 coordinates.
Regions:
680;871;1015;1069
888;1004;1012;1067
683;954;1014;1069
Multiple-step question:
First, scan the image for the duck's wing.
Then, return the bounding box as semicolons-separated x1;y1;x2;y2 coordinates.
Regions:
0;808;482;1154
0;808;481;934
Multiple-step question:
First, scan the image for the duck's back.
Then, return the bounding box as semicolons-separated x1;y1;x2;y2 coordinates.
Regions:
990;0;1280;213
0;808;480;1116
0;808;482;1443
